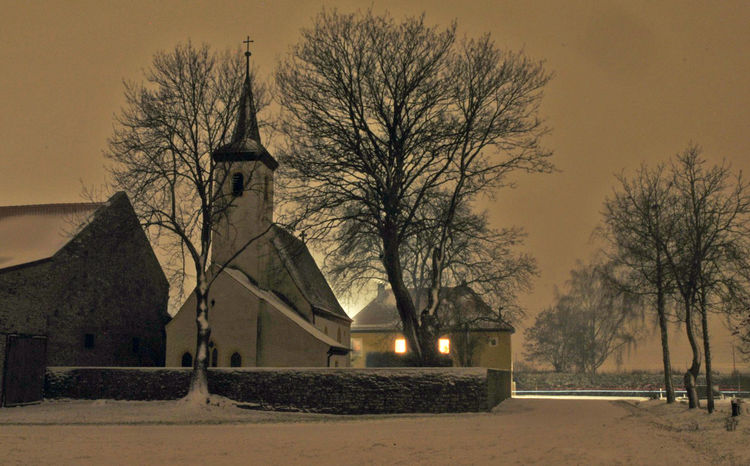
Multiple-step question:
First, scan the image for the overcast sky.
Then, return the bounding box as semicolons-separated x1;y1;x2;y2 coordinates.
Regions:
2;0;749;341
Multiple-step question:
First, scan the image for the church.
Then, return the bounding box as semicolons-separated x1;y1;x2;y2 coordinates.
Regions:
165;49;351;368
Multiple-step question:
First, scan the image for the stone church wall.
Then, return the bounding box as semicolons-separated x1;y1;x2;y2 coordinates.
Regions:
44;367;512;413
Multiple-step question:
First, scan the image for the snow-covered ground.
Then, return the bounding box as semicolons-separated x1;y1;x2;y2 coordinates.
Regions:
0;397;747;465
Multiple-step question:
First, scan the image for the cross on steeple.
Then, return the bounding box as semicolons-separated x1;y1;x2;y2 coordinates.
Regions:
243;36;254;55
243;36;254;76
300;231;307;243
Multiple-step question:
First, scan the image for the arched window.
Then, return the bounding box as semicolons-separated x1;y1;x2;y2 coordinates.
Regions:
181;352;193;367
230;352;242;367
211;348;219;367
231;172;244;197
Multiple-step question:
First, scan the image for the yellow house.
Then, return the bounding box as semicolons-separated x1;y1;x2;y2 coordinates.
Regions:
350;285;513;369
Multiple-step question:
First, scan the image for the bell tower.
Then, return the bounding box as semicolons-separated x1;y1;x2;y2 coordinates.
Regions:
211;37;278;280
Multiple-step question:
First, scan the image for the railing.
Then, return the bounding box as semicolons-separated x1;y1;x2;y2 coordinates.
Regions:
513;388;750;398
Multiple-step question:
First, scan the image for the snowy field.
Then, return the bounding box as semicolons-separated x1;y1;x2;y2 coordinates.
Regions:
0;397;748;465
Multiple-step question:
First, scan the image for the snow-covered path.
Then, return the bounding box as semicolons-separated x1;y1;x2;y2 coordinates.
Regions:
0;399;741;465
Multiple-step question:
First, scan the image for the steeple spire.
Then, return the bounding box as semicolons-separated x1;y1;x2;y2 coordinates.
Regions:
213;36;277;171
231;36;261;144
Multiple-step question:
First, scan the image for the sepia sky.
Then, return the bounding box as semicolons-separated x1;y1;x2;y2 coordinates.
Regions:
2;1;749;367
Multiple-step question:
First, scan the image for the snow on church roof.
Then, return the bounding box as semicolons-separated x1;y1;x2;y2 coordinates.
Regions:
223;267;349;351
270;225;351;322
0;201;103;271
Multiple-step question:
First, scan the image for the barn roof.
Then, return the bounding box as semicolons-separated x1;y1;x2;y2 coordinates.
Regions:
0;200;103;271
270;225;351;322
351;285;514;333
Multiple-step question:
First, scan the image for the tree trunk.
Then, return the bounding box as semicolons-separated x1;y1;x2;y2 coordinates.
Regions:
683;300;702;409
700;295;715;413
381;231;422;361
655;266;676;403
187;267;211;404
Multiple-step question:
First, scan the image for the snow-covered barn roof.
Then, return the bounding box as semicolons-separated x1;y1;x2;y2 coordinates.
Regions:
0;200;103;271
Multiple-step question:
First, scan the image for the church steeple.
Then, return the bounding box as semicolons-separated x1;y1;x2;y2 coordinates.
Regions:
212;37;277;279
213;37;278;170
232;36;262;144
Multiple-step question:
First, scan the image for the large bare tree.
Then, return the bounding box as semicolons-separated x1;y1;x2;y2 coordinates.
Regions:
663;146;750;412
601;163;678;402
276;10;552;363
106;42;269;402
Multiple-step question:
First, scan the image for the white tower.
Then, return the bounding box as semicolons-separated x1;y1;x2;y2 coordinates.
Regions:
211;40;278;283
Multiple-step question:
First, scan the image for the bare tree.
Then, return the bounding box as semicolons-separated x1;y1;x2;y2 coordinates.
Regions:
105;42;270;402
326;200;536;326
663;146;750;412
524;302;578;372
276;9;552;364
601;163;678;402
525;261;641;374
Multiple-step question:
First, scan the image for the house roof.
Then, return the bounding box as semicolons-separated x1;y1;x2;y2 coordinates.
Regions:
270;225;351;322
351;285;514;333
0;200;103;271
223;267;349;352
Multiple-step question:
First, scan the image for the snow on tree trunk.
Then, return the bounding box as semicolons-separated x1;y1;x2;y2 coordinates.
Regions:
187;267;211;404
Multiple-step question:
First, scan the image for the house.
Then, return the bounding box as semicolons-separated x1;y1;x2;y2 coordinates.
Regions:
350;284;514;369
0;191;170;400
165;51;351;368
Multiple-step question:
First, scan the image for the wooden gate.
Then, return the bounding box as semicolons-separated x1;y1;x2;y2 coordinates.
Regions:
1;335;47;407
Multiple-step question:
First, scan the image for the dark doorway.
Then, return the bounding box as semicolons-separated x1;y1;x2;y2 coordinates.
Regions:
2;335;47;407
181;352;193;367
230;352;242;367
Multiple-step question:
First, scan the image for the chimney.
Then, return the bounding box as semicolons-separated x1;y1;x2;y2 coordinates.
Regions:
377;282;386;299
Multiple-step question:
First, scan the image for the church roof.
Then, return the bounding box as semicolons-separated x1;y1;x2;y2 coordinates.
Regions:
270;225;351;322
223;267;349;352
351;285;514;333
212;54;278;170
0;199;104;271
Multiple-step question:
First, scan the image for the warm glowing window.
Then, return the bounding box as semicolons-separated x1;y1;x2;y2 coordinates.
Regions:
438;338;450;354
394;338;407;353
351;338;363;352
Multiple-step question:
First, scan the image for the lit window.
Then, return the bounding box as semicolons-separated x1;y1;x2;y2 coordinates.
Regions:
351;338;363;352
439;338;450;354
394;338;407;353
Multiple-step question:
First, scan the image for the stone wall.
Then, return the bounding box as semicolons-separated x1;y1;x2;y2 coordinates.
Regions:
44;367;512;414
